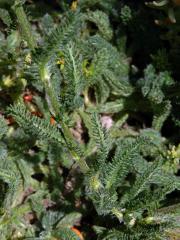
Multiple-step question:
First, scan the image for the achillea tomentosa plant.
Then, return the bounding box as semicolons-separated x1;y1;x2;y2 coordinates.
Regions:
0;0;180;239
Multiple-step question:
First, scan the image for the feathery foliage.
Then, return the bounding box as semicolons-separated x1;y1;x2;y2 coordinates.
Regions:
0;0;179;239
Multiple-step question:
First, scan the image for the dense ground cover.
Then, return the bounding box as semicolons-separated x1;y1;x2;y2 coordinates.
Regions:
0;0;180;239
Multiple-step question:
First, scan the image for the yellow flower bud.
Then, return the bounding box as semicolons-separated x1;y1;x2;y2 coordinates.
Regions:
57;58;65;70
145;216;154;224
3;75;14;87
25;53;32;64
71;1;78;11
112;208;123;222
90;173;101;191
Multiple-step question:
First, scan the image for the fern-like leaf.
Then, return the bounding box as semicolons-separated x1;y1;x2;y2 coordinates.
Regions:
8;103;64;144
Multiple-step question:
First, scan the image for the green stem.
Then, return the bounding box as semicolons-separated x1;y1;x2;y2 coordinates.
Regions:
40;63;89;173
61;121;89;173
12;0;37;50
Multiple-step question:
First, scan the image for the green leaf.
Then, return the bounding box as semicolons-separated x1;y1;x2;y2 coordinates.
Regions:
56;212;82;228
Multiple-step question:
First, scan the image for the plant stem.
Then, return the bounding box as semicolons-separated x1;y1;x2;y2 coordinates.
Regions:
12;0;37;51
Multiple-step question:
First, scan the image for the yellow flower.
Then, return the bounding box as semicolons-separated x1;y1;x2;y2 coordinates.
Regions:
111;208;123;222
90;172;101;191
25;53;32;64
3;75;14;87
168;144;180;159
57;58;65;70
82;60;94;77
71;1;78;11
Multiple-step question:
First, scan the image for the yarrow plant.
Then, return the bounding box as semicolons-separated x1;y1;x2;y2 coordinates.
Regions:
0;0;179;239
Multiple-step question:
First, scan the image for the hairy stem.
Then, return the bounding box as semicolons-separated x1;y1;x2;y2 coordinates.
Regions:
12;0;37;50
